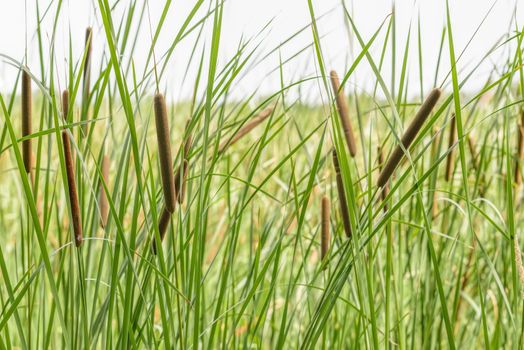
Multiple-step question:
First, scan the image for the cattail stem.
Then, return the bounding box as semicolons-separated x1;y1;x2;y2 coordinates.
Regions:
152;206;171;255
321;196;330;261
62;132;82;247
332;150;352;238
330;70;357;157
154;93;176;213
514;125;523;185
99;155;110;228
377;88;442;187
377;146;389;211
174;159;189;204
445;114;456;182
218;107;273;154
22;69;32;174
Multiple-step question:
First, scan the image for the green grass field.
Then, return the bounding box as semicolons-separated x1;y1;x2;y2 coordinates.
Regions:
1;0;524;348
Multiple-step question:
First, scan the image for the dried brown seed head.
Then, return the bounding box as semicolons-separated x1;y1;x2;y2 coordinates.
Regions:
330;70;357;157
154;93;176;213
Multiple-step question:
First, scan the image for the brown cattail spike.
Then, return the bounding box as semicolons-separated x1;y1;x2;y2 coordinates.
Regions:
22;69;32;173
99;155;110;228
445;114;456;182
152;207;171;255
330;70;357;157
377;88;442;187
62;90;69;121
332;150;352;238
154;93;176;213
218;107;273;154
62;132;82;247
377;146;389;211
321;196;330;261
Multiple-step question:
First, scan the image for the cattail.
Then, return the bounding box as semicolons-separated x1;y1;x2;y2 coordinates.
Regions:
22;68;32;173
332;150;352;238
445;114;456;182
174;159;189;204
218;107;274;154
154;93;176;213
330;70;357;157
152;206;171;255
515;115;524;186
377;88;442;187
99;155;110;228
377;146;389;211
321;196;330;261
62;89;69;121
62;131;82;247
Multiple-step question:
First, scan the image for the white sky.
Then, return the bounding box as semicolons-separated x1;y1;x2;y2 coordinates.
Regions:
0;0;522;102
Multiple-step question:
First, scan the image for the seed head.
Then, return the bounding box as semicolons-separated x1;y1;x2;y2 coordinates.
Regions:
377;88;442;187
62;131;82;247
332;150;352;238
330;70;357;157
154;93;176;213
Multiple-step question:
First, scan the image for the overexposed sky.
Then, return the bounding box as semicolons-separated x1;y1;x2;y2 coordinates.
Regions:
0;0;522;102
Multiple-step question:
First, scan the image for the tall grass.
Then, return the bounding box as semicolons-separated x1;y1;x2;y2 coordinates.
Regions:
0;1;523;349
